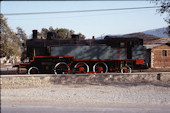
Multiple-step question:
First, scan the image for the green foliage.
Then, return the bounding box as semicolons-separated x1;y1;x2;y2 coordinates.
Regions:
16;27;27;44
57;28;72;39
39;26;85;39
39;26;74;39
0;14;27;58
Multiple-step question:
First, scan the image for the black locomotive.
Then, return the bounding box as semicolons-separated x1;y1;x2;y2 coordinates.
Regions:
18;30;148;74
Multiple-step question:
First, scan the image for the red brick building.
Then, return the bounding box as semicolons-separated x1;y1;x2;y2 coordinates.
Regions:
146;43;170;68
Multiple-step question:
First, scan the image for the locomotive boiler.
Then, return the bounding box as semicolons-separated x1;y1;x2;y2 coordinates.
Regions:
18;30;148;74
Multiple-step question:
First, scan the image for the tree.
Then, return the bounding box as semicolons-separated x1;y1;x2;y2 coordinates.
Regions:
40;28;49;39
16;27;28;61
57;28;73;39
78;33;86;39
151;0;170;24
16;27;27;44
151;0;169;36
0;14;21;58
39;26;86;39
39;26;76;39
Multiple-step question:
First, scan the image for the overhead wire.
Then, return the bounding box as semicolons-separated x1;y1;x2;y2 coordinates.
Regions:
8;9;154;21
3;6;161;16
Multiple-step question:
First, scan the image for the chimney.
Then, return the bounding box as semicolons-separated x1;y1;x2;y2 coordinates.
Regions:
92;36;95;40
32;30;37;39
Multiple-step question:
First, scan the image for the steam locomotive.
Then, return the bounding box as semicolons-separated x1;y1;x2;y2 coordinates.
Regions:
17;30;148;74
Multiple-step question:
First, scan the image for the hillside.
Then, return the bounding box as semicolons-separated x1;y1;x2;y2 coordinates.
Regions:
143;27;169;38
96;27;169;40
122;32;170;44
105;32;163;44
123;32;160;40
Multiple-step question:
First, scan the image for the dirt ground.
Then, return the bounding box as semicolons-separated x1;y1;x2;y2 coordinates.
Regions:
1;75;170;113
1;84;170;105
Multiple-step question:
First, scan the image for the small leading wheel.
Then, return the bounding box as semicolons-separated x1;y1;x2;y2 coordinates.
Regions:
74;62;89;73
54;62;70;75
121;65;132;73
93;62;108;73
28;67;39;75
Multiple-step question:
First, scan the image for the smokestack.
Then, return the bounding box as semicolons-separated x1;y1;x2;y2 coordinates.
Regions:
32;30;37;39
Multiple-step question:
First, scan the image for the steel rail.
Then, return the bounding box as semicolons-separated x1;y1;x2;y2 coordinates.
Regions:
1;72;170;77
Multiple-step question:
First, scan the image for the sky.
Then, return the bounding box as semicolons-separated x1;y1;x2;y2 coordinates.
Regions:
1;1;168;39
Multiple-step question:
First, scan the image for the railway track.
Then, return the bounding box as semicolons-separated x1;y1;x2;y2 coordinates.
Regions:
0;70;27;75
1;69;170;76
1;66;170;75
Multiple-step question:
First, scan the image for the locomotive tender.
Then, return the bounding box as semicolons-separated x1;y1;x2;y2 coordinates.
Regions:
18;30;147;74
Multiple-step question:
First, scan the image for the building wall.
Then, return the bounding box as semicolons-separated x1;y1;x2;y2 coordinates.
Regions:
151;45;170;68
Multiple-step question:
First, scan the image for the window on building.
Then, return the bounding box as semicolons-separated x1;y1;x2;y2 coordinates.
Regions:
162;50;167;57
